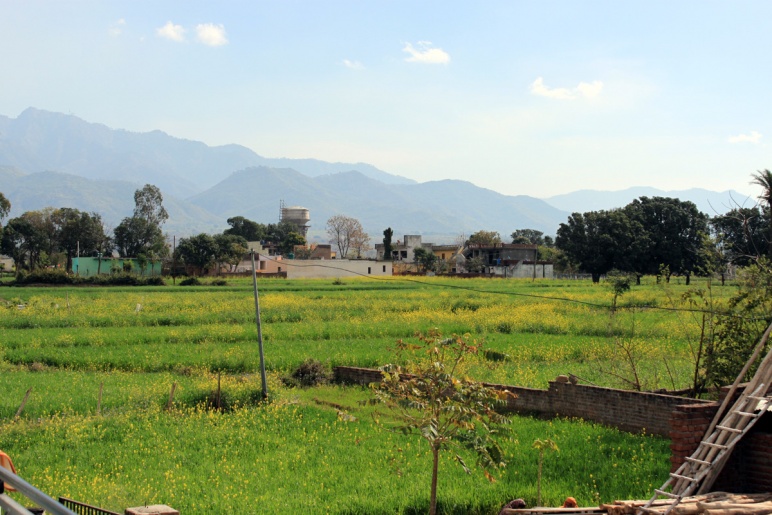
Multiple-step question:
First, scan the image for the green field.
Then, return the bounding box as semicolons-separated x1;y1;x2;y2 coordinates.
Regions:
0;276;731;513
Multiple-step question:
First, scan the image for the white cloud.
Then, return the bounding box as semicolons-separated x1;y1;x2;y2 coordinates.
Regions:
108;18;126;37
402;41;450;64
196;23;228;47
157;21;186;42
530;77;604;100
343;59;365;70
728;131;762;144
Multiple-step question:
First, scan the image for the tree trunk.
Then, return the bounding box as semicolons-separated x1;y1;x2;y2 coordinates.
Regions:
430;445;439;515
686;274;691;285
591;272;600;283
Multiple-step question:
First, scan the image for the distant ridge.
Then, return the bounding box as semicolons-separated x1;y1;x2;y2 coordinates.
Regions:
0;108;412;198
543;186;754;215
0;108;751;240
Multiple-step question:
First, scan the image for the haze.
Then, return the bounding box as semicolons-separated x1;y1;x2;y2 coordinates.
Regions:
1;1;769;199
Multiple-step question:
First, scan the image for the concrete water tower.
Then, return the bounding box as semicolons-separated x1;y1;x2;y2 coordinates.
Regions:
280;202;310;237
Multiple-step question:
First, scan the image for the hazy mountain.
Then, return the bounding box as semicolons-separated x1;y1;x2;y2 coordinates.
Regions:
0;108;751;243
0;168;223;236
188;167;569;239
543;187;754;215
0;108;412;198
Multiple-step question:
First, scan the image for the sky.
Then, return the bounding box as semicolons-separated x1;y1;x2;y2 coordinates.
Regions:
1;1;771;199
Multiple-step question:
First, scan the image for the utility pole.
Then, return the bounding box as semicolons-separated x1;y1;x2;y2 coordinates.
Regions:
251;250;268;398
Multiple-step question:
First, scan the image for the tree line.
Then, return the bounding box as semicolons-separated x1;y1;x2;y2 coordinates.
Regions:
555;170;772;283
0;185;169;274
2;170;771;280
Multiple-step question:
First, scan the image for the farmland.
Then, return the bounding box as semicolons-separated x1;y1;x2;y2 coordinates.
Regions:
0;276;732;513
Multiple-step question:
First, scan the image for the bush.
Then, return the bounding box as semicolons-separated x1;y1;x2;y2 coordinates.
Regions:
210;279;228;286
285;359;331;387
11;270;165;286
179;277;202;286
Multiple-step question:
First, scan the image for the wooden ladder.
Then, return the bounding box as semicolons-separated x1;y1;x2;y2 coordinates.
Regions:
637;322;772;515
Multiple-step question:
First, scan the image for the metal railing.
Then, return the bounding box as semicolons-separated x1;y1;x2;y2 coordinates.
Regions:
0;466;77;515
58;497;120;515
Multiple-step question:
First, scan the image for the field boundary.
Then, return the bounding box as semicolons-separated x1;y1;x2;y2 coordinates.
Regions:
334;366;712;437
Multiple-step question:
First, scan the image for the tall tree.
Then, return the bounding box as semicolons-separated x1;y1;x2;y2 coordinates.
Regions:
0;192;9;243
133;184;168;228
0;192;10;223
382;227;394;261
53;208;109;271
114;184;169;258
556;209;647;283
751;169;772;258
326;215;368;258
224;216;268;242
711;207;768;267
623;196;709;283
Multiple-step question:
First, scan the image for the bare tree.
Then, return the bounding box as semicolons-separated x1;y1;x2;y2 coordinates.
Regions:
326;215;369;258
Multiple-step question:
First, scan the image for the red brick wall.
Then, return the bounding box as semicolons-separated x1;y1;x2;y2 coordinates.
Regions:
335;366;772;492
333;366;708;436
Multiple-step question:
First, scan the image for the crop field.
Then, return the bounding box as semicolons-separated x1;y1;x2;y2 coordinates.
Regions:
0;276;734;513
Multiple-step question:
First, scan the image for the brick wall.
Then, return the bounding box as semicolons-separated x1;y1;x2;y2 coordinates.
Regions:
333;366;709;436
335;366;772;492
669;402;718;470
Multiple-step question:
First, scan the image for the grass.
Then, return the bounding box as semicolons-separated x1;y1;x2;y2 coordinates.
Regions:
0;275;735;513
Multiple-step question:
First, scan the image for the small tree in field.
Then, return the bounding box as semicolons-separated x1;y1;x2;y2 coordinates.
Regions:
368;330;513;515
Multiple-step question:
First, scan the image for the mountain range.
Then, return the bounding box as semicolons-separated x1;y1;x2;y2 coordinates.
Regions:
0;108;752;242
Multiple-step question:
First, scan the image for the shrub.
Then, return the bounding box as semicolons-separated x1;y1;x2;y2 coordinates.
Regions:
285;359;331;387
179;277;201;286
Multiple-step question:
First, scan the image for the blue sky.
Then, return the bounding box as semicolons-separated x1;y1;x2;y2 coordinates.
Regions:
2;1;770;199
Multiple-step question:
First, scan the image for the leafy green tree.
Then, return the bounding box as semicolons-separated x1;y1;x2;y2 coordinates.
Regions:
413;247;437;272
114;217;165;258
382;227;394;261
556;210;644;282
556;197;708;283
224;216;268;242
711;207;768;267
368;330;512;515
511;229;544;245
53;208;109;272
213;233;248;273
175;233;218;276
0;192;10;222
623;196;709;283
467;230;501;246
114;184;169;258
751;169;772;258
0;192;10;242
1;214;47;272
707;259;772;388
133;184;168;228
